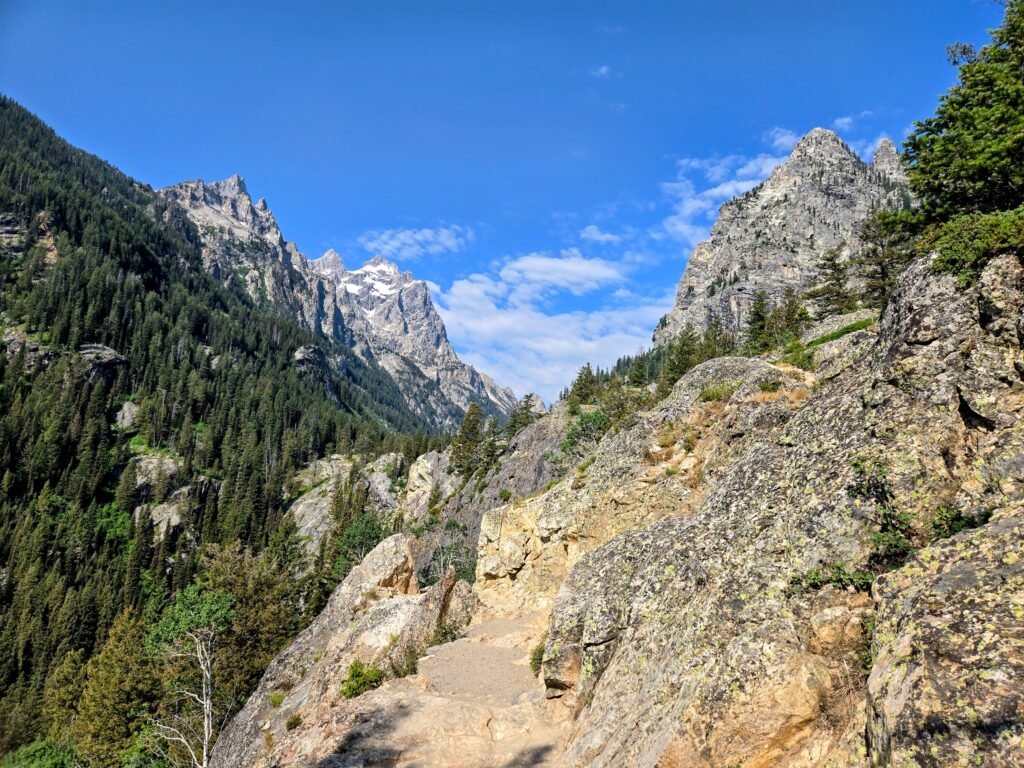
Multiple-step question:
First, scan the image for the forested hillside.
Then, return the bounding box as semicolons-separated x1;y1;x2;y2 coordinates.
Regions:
0;97;439;756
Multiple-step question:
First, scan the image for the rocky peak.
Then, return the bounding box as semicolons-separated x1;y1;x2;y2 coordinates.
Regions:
872;137;907;184
309;248;346;280
653;127;910;342
209;173;249;200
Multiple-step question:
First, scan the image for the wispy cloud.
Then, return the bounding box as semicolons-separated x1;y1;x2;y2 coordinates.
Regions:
657;145;788;247
357;224;473;261
831;110;874;133
589;64;612;78
765;126;800;152
580;224;623;244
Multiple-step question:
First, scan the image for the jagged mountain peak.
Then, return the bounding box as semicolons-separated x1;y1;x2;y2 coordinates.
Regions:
653;126;911;343
872;137;906;183
210;173;249;199
310;248;346;279
357;254;402;275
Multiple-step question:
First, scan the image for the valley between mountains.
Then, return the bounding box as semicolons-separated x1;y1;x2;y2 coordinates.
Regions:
2;4;1024;768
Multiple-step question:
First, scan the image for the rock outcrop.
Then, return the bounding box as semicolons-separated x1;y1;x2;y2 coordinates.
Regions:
210;534;477;768
160;177;516;428
654;129;910;342
538;251;1024;767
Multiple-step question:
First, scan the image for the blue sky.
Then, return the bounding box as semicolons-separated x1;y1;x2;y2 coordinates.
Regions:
0;1;1004;401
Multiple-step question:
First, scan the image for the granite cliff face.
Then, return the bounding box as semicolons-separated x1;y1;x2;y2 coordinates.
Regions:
654;130;911;342
159;177;515;428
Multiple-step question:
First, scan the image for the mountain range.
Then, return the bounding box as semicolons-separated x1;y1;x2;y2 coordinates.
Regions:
160;176;517;429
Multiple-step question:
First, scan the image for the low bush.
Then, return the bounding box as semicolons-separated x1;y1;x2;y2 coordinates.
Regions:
285;713;302;731
925;205;1024;287
699;381;739;402
340;659;385;699
530;637;547;674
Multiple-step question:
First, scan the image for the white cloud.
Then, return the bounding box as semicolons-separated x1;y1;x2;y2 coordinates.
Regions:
658;151;784;248
832;110;875;133
432;265;673;402
580;224;623;244
765;126;800;152
357;224;473;261
589;64;612;78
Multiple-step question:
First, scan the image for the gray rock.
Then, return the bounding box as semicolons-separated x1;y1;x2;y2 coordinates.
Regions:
159;177;516;429
654;128;910;342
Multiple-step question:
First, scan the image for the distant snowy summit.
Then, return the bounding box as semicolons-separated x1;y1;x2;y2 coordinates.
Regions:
160;176;516;428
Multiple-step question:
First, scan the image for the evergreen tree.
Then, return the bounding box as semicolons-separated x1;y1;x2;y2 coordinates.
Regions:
450;404;485;476
743;291;772;352
72;610;159;768
42;648;84;742
806;245;856;314
904;1;1024;221
855;210;915;309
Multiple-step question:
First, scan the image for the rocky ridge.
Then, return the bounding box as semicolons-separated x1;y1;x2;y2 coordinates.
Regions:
159;177;516;428
654;130;911;342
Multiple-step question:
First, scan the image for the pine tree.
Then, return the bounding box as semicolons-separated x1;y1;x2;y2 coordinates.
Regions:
743;291;772;352
450;404;485;476
72;610;159;768
806;245;856;314
43;648;84;741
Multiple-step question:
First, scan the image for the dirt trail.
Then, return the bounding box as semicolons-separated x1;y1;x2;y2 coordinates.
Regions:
333;611;571;767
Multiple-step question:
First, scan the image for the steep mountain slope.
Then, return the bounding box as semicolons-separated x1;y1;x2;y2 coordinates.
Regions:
161;178;516;428
654;129;910;342
0;96;428;747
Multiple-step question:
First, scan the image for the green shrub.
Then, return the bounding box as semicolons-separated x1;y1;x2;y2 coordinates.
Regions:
926;204;1024;287
781;340;815;371
269;690;285;707
340;659;385;698
785;563;874;597
561;409;611;454
929;503;985;540
285;713;302;731
806;317;875;348
758;379;782;393
499;488;512;502
0;742;77;768
847;458;915;568
530;637;547;674
699;381;739;402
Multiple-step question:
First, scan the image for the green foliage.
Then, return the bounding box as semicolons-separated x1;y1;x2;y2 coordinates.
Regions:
504;394;539;438
41;649;84;741
742;288;810;354
805;245;857;314
529;637;547;675
781;340;815;371
0;741;78;768
904;1;1024;221
0;96;437;749
785;563;874;597
499;488;512;502
284;713;302;731
758;379;782;393
269;690;285;708
561;409;611;454
450;403;486;476
854;209;919;309
340;659;384;699
847;458;915;568
929;503;987;541
699;381;739;403
71;610;159;768
331;513;386;582
924;205;1024;286
805;318;875;348
429;620;463;647
147;584;234;651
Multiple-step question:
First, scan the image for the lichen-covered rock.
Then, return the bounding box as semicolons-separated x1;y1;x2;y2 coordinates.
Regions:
542;251;1024;767
866;503;1024;767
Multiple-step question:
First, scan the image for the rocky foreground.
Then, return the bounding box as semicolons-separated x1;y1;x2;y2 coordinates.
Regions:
210;245;1023;768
